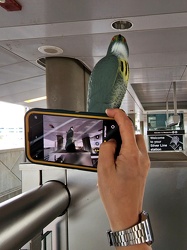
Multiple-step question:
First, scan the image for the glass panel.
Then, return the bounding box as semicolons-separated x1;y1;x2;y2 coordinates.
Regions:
41;231;52;250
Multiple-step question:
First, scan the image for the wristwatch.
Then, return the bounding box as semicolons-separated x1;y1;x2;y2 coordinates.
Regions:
107;211;154;247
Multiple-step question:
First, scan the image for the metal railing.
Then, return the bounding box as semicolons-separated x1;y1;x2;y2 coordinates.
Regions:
0;181;71;250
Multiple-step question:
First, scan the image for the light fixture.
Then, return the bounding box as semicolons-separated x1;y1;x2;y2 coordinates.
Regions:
166;82;180;127
111;20;133;30
38;46;63;55
0;0;22;11
24;96;47;103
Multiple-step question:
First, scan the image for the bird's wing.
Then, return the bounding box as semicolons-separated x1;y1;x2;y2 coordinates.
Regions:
87;55;119;113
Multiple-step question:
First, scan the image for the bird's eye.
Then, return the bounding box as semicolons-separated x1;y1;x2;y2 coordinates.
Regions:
112;36;117;41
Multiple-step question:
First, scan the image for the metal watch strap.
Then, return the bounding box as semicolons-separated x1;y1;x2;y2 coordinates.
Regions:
107;211;153;247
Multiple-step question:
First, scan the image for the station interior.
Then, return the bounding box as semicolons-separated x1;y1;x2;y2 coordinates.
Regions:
0;1;187;249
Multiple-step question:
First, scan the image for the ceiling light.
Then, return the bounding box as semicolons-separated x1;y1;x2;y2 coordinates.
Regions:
0;0;6;3
111;20;133;30
38;46;63;55
24;96;47;103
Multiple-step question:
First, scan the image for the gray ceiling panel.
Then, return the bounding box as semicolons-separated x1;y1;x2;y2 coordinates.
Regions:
142;102;187;111
0;35;114;61
127;27;187;55
131;80;187;110
0;75;45;98
130;66;185;83
129;51;187;69
0;62;45;85
0;47;24;67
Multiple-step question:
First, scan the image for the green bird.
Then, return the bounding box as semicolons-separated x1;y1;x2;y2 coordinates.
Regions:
87;34;129;113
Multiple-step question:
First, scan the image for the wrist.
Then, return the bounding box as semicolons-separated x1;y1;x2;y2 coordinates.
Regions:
110;212;140;232
107;211;154;248
108;203;143;232
116;244;152;250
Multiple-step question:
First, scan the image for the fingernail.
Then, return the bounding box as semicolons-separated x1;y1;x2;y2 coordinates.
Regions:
120;108;126;113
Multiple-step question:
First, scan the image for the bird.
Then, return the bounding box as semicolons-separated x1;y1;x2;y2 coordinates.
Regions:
87;34;129;113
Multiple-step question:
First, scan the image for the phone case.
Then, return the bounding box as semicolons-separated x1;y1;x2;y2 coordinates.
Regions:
25;108;121;172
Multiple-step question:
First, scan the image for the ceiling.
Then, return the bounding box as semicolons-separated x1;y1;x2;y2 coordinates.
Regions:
0;0;187;118
43;115;103;145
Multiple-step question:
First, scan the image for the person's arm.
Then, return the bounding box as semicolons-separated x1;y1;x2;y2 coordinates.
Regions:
97;109;152;250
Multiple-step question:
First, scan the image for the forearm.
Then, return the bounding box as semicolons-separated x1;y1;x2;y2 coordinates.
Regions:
97;109;154;250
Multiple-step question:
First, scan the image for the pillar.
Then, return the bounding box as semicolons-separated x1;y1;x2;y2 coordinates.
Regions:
56;135;63;150
82;136;92;152
46;57;90;111
128;113;135;124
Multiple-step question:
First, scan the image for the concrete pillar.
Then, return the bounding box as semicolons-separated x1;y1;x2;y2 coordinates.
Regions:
56;135;63;150
82;136;92;152
46;57;90;111
140;121;144;135
128;113;136;125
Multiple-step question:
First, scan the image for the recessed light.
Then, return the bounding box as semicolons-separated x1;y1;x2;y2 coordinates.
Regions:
24;96;47;103
38;46;63;55
111;20;133;30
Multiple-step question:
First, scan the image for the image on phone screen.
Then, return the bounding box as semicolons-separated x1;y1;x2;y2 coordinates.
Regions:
27;112;119;170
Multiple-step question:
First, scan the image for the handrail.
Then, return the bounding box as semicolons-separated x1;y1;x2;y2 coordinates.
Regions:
0;181;71;250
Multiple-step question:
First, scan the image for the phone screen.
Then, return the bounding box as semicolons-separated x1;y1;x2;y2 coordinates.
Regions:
26;110;120;171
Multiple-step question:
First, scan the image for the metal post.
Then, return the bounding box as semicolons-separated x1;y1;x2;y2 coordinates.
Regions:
0;181;71;250
166;100;169;121
173;81;177;115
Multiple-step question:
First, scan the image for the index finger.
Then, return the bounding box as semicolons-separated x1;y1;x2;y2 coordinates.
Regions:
106;109;137;149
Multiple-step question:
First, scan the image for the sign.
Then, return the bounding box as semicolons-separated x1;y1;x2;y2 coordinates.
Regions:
147;130;185;135
149;134;183;151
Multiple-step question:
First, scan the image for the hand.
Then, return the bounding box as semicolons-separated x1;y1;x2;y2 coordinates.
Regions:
97;109;151;249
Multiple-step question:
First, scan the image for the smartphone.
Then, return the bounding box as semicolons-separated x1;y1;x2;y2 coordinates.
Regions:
25;108;121;172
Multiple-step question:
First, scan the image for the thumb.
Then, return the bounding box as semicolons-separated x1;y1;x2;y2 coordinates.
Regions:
97;139;117;174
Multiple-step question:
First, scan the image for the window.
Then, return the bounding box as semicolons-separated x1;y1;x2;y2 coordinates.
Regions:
0;102;25;150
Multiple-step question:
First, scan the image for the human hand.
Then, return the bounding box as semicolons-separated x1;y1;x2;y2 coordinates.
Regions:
97;109;151;249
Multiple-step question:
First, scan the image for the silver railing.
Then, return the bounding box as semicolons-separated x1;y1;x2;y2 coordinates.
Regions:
0;181;71;250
